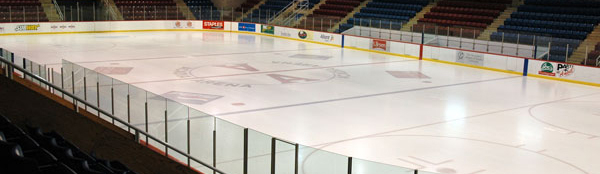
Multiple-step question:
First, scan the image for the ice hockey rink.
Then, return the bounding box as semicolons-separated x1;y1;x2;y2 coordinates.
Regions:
1;31;599;174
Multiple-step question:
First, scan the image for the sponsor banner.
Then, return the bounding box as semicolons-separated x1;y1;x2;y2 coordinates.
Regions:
279;27;294;37
314;33;335;43
297;30;313;40
50;24;76;30
238;23;256;32
174;21;195;29
261;25;275;34
371;39;388;51
203;20;224;30
456;50;484;66
537;62;574;77
0;26;4;33
14;24;41;32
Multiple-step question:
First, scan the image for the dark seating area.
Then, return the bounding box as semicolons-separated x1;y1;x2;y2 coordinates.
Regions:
55;0;100;21
298;0;363;31
337;0;427;33
583;42;600;66
413;0;510;38
0;113;136;174
183;0;220;20
243;0;293;23
493;0;600;62
0;0;49;22
114;0;185;20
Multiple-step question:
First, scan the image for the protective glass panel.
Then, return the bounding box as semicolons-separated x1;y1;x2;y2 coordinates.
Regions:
84;68;99;116
51;70;63;98
128;85;147;135
112;78;130;130
275;140;295;174
62;60;74;103
216;118;244;174
98;73;114;123
248;129;272;174
189;109;215;174
299;145;347;174
146;92;166;151
352;158;414;174
166;99;189;163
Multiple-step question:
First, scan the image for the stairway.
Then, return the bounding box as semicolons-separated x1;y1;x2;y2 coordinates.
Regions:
568;25;600;64
291;0;327;27
328;0;372;32
101;0;124;20
39;0;61;21
235;0;268;21
477;7;517;40
172;0;197;20
269;0;302;25
400;1;437;31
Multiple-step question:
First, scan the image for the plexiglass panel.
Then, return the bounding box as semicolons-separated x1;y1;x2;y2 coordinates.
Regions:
166;99;189;162
216;118;244;174
299;145;347;174
189;108;214;174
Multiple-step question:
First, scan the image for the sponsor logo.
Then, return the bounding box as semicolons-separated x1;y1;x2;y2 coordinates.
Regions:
371;39;387;51
456;51;484;66
261;25;274;34
174;61;349;87
281;30;291;37
298;30;308;39
319;34;334;42
203;20;224;30
238;23;256;32
15;24;40;31
161;91;223;105
175;21;194;29
0;27;5;33
50;25;75;30
538;62;555;76
557;63;574;77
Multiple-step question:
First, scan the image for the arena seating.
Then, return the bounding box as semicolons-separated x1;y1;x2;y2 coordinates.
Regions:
0;0;48;22
492;0;600;62
412;0;510;38
337;0;427;32
236;0;261;12
298;0;363;31
114;0;185;20
242;0;294;23
0;113;136;174
583;42;600;66
183;0;219;20
54;0;99;21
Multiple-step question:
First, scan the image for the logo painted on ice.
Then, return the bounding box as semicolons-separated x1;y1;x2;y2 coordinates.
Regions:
174;62;350;88
538;62;555;76
298;31;308;39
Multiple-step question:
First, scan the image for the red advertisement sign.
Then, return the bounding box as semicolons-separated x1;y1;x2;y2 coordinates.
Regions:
372;39;387;51
203;20;224;30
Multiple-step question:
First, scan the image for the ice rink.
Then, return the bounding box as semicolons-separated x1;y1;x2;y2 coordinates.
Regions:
1;31;599;174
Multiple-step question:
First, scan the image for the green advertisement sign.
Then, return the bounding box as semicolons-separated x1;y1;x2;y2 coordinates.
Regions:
261;25;274;34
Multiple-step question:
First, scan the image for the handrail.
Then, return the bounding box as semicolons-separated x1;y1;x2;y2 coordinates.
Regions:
281;1;308;26
101;0;118;20
268;0;296;23
52;0;65;21
0;57;226;174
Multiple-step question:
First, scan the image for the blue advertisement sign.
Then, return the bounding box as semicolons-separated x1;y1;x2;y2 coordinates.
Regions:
238;23;256;32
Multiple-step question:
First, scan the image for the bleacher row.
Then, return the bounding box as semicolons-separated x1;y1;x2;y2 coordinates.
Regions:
1;113;136;174
491;0;600;62
337;0;427;33
0;0;48;22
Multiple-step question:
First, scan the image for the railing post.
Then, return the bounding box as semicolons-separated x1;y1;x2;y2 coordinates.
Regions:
164;99;168;156
347;157;352;174
294;143;299;174
243;128;248;174
271;137;276;174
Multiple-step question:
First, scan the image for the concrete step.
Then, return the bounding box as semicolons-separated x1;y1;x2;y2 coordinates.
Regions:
172;0;196;20
400;1;437;31
328;0;372;32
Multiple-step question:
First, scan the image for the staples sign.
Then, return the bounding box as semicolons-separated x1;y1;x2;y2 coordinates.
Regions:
371;39;387;52
203;20;224;30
